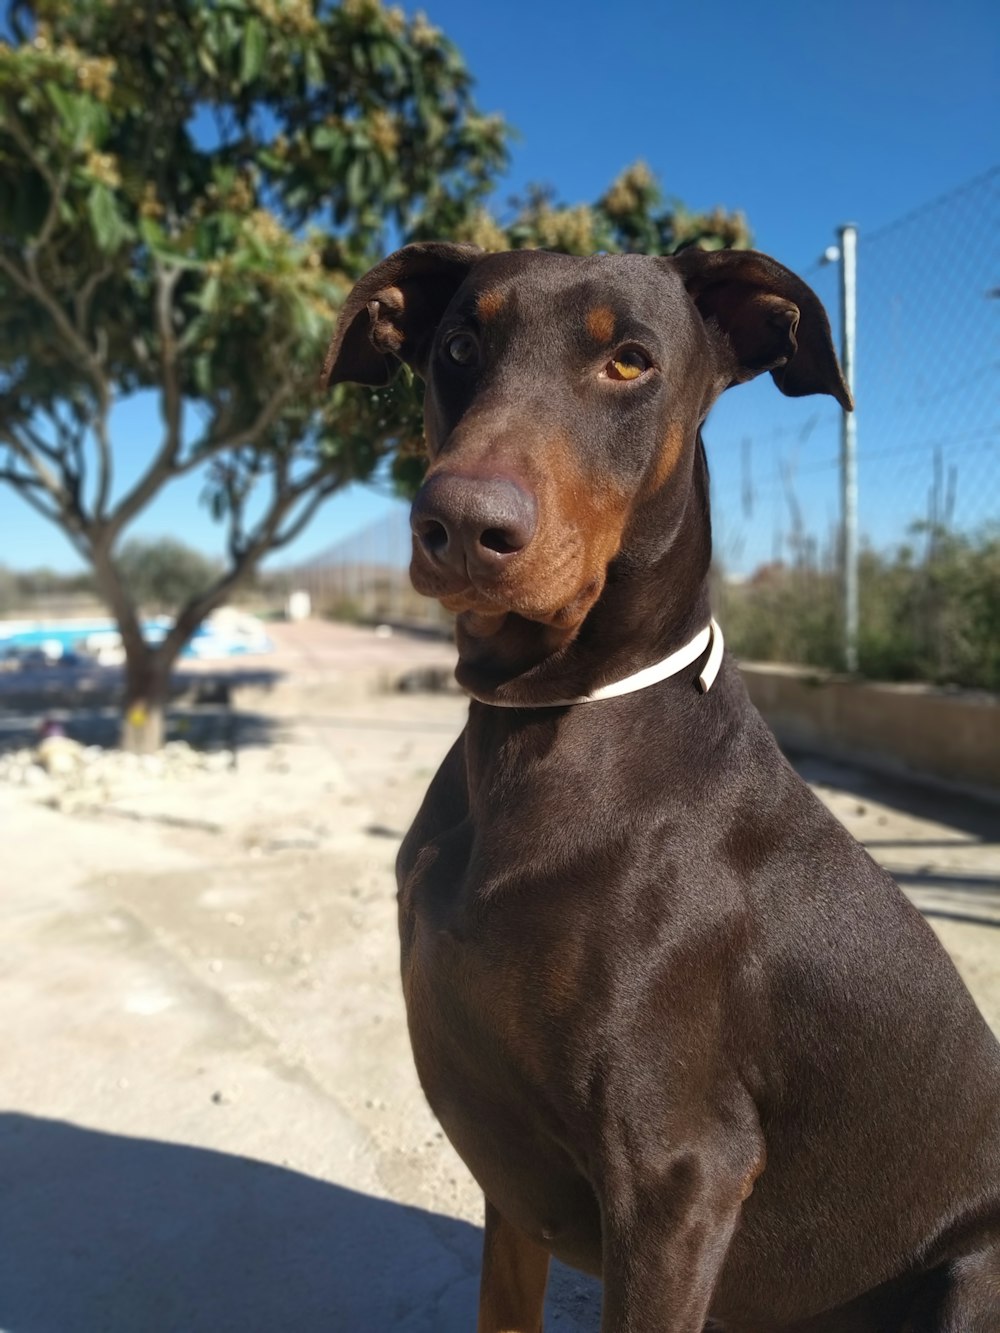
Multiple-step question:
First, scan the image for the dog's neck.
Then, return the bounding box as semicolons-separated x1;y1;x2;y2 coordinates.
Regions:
452;442;714;708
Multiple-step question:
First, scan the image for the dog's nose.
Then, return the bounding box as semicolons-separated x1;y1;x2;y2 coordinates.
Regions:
410;472;538;576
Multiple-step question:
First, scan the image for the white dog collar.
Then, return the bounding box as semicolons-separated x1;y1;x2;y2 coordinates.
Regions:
469;618;724;707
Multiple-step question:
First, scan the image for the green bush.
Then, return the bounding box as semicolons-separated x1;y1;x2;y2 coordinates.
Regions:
719;524;1000;692
115;538;222;614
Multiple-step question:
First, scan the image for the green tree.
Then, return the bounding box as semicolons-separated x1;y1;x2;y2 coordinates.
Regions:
1;1;748;750
0;0;506;748
116;536;222;613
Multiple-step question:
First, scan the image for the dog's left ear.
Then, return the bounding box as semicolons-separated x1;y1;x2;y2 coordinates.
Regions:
670;248;853;410
321;242;482;388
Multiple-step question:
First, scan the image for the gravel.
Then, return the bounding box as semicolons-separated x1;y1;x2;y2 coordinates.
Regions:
0;737;235;810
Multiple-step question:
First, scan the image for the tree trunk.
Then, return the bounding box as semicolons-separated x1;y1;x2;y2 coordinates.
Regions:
120;645;171;754
91;533;257;753
90;538;170;753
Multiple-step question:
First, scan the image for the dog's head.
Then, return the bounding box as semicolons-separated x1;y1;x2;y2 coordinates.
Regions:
323;244;850;641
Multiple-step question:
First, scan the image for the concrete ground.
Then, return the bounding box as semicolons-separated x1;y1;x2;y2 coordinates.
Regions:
0;621;997;1332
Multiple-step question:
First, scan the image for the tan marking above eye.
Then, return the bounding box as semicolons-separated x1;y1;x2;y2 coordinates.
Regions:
476;288;506;322
585;305;616;342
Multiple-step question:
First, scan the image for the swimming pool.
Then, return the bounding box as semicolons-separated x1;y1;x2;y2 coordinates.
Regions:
0;615;272;660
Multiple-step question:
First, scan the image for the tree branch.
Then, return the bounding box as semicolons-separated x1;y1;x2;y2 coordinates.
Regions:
42;404;88;500
0;466;60;520
157;453;306;664
74;263;113;339
102;261;189;535
157;556;257;664
223;469;250;563
0;252;106;391
11;416;70;471
0;460;88;555
168;382;297;485
35;167;69;257
3;106;60;200
155;258;183;459
268;472;345;551
183;374;297;466
108;338;297;541
0;249;114;516
0;427;74;516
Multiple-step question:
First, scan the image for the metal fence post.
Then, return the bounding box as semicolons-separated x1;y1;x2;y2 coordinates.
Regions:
837;223;859;673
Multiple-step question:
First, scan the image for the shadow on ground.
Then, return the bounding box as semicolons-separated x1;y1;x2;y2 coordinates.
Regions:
0;1113;481;1333
0;1115;600;1333
0;662;285;709
791;752;1000;928
790;751;1000;844
0;702;287;753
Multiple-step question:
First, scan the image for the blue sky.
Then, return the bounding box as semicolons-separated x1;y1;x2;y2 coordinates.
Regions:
3;0;997;572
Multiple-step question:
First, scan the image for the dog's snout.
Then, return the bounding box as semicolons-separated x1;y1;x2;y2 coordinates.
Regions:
411;473;538;576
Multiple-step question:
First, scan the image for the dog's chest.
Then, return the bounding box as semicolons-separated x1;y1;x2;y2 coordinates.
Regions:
397;826;606;1271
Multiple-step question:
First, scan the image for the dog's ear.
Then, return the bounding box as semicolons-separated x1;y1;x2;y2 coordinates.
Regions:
321;242;482;388
670;248;853;410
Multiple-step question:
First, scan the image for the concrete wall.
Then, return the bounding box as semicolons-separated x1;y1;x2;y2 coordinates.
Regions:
740;663;1000;798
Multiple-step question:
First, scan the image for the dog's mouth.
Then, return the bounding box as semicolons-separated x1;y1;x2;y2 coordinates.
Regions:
409;539;606;633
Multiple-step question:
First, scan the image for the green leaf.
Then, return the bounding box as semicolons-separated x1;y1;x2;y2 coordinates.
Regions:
46;84;99;149
313;125;342;151
305;47;324;88
198;274;221;313
197;45;218;79
375;42;405;85
86;185;129;253
138;215;166;251
46;83;77;127
194;353;213;396
240;18;267;85
345;157;365;210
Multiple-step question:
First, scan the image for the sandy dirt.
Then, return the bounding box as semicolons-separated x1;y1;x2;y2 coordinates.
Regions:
0;621;997;1332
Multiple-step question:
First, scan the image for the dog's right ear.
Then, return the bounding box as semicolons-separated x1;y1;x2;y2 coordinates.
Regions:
321;242;482;388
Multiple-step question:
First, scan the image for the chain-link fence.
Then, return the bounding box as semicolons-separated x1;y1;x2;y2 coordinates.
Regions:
283;504;452;634
285;168;999;687
708;167;999;689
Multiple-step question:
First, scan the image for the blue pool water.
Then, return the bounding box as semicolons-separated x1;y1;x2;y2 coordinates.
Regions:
0;618;263;660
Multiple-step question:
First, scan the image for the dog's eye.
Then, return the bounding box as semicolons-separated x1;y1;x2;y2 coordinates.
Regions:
444;331;478;366
606;348;650;381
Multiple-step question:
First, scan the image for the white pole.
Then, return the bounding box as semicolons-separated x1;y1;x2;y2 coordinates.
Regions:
838;223;859;673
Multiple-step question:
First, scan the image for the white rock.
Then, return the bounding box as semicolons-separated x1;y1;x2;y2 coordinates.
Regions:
37;736;84;776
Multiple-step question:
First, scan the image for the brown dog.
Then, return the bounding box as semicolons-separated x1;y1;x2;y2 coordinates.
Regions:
323;244;1000;1332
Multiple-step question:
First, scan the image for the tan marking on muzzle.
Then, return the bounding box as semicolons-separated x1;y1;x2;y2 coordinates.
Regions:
585;305;616;343
410;430;632;635
523;433;632;627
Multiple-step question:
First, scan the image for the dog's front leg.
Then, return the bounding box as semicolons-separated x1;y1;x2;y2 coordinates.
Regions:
478;1198;551;1333
598;1173;742;1333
